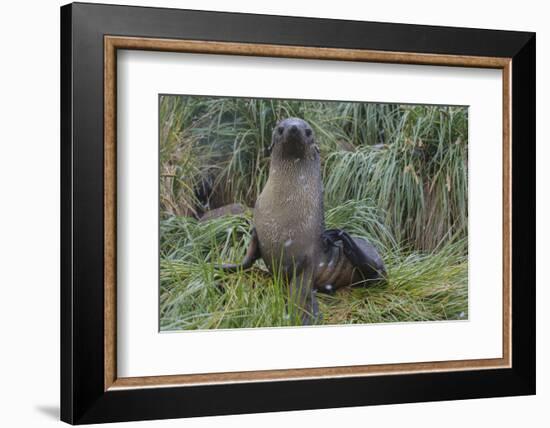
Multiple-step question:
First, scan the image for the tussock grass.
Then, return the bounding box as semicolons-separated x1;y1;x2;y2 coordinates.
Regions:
160;214;467;329
159;96;469;330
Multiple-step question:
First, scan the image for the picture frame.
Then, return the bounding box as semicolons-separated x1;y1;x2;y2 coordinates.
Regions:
60;2;535;424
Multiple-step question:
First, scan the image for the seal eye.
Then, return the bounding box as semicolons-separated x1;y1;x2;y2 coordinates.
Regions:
305;128;312;137
277;126;284;135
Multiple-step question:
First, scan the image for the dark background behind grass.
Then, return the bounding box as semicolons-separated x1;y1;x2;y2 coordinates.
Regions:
159;96;468;330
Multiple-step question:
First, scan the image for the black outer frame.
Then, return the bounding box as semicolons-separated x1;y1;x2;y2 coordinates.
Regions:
60;2;535;424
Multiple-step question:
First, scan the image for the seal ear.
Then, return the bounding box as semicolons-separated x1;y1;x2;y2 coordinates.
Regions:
266;139;275;156
266;121;283;156
310;133;320;154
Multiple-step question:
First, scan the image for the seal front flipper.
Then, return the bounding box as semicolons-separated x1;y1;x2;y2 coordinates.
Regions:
322;228;343;250
321;229;386;281
216;228;260;272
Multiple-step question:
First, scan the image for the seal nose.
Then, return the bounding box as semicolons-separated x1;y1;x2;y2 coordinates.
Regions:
289;124;299;134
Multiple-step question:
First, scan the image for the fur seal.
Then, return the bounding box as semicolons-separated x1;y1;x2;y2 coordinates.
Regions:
219;118;386;324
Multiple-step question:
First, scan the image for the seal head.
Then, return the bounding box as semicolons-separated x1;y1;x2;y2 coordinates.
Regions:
269;117;319;160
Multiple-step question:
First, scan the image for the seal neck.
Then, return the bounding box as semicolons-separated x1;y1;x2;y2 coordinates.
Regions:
267;153;322;191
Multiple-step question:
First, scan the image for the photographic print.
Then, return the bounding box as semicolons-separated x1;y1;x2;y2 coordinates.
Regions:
62;6;535;422
159;95;469;330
